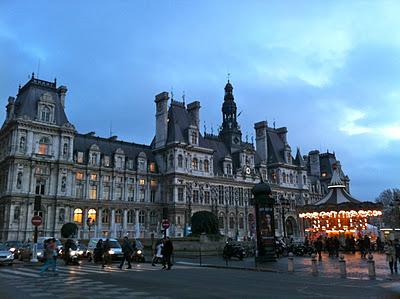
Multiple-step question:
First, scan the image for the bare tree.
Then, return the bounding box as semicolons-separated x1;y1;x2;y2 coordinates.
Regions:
375;188;400;227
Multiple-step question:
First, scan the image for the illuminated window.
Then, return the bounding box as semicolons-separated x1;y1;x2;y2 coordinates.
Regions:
76;172;83;180
87;209;96;222
139;179;145;186
90;173;97;181
38;137;50;155
89;185;97;200
73;208;83;223
150;179;157;189
192;158;198;170
149;162;156;173
204;160;209;172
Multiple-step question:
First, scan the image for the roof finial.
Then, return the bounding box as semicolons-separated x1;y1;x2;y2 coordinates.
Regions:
227;72;230;83
31;72;35;79
204;121;207;134
54;78;57;85
245;133;248;143
273;119;276;129
211;124;214;135
182;90;185;105
170;87;174;101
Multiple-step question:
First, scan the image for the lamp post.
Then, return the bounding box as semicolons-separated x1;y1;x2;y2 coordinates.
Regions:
279;195;290;239
86;217;94;239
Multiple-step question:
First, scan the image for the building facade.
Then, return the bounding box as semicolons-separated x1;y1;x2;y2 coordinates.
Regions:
0;74;349;241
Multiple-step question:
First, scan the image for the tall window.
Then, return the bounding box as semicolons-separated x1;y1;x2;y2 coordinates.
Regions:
149;162;156;173
127;210;134;224
89;185;97;200
150;190;156;203
61;176;66;192
41;106;51;122
91;153;97;165
226;164;232;175
178;188;184;202
204;160;209;172
139;189;145;202
104;156;110;167
218;185;224;205
102;209;110;223
76;172;84;180
116;157;123;168
115;187;122;200
229;214;235;229
204;191;210;204
13;207;20;221
239;214;244;229
289;173;293;184
303;175;307;185
169;154;174;168
63;143;68;156
115;209;122;223
103;186;110;200
128;188;134;201
73;208;83;223
35;179;45;195
218;213;225;229
139;210;145;224
193;190;199;203
178;155;183;168
150;211;157;225
77;152;84;163
191;131;197;144
58;208;65;223
19;137;25;152
38;137;50;155
192;158;198;170
76;183;84;198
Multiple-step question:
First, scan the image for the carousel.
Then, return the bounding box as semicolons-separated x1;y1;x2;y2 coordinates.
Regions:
299;164;383;239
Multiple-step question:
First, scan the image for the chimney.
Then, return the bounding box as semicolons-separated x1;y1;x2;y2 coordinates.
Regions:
155;92;169;148
276;127;288;143
57;85;68;109
187;101;201;128
254;121;268;162
309;150;320;176
6;96;15;121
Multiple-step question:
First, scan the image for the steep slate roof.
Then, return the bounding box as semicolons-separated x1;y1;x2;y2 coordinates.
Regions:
293;148;305;167
166;101;188;144
266;128;296;164
74;134;155;168
13;77;69;126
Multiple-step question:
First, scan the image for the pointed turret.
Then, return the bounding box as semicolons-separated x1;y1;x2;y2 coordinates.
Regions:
294;147;305;167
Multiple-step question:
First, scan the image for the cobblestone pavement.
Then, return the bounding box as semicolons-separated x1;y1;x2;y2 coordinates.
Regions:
176;252;396;280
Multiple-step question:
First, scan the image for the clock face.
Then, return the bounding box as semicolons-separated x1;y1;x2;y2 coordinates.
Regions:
245;167;251;175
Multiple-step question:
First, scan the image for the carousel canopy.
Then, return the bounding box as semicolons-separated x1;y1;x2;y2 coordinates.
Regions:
300;165;382;213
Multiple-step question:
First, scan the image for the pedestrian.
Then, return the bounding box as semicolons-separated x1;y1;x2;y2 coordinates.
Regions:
359;237;366;259
314;237;323;261
119;236;133;269
51;238;58;273
162;237;173;270
333;236;340;258
377;237;383;253
39;239;57;275
364;235;371;257
152;240;163;266
384;240;397;274
102;238;111;268
394;239;400;269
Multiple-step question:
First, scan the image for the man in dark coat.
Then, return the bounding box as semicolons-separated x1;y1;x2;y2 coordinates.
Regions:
102;239;111;268
119;236;133;269
314;237;323;261
162;237;173;270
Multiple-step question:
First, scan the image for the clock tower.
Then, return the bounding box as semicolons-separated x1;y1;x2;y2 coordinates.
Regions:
219;80;242;152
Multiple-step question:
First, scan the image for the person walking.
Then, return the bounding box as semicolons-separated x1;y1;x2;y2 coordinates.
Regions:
384;240;397;274
39;239;57;275
152;240;163;266
162;237;173;270
314;237;323;261
394;239;400;272
94;239;104;264
119;237;133;269
102;239;111;269
333;236;340;258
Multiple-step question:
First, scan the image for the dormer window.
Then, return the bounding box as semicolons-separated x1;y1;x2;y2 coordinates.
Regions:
90;153;98;165
103;156;110;167
41;106;51;122
77;151;84;163
191;131;197;144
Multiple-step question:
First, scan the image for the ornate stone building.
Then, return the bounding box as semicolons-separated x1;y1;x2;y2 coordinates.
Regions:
0;74;349;241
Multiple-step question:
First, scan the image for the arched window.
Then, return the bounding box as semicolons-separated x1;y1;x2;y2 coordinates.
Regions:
58;208;65;223
226;164;232;175
88;209;96;222
150;211;157;225
199;160;203;171
127;210;135;224
239;213;244;229
204;160;209;172
115;209;122;223
178;155;183;168
289;174;293;184
73;208;83;223
91;153;97;165
282;172;286;183
169;154;174;168
139;210;145;224
41;106;51;122
13;206;20;221
38;137;50;155
191;131;197;144
102;209;110;224
192;158;198;170
218;213;225;229
16;172;23;189
229;213;235;229
19;137;25;152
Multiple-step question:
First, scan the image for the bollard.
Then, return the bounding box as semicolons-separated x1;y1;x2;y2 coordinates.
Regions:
288;252;294;272
311;253;318;276
339;255;346;278
367;254;376;279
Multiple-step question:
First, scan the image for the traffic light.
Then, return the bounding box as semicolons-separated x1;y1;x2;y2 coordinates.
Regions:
34;196;41;211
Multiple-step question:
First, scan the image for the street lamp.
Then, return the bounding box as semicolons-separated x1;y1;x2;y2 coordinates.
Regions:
279;195;290;239
86;217;94;239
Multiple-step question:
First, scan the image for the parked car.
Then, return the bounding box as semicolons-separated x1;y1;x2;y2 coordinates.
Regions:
87;238;123;261
0;244;14;266
5;241;23;259
18;243;33;261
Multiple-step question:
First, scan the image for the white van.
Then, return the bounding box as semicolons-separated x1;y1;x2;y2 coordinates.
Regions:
87;238;123;261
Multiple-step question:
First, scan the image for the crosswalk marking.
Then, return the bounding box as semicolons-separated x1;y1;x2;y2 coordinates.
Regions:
0;268;41;278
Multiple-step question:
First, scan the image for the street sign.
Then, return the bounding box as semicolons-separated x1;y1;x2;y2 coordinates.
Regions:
162;219;170;229
31;215;42;227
